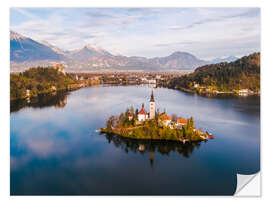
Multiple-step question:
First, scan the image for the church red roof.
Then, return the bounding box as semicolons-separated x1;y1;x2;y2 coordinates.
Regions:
159;113;171;121
138;107;147;115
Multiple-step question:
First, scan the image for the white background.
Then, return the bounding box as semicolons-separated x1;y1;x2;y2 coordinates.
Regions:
1;0;269;202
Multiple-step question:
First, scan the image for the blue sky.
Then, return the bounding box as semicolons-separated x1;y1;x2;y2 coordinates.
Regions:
10;8;260;59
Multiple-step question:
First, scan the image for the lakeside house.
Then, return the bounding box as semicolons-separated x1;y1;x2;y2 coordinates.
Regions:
176;118;188;128
238;89;249;96
177;117;188;125
148;79;156;84
191;82;257;96
158;113;172;126
51;86;57;91
26;89;30;97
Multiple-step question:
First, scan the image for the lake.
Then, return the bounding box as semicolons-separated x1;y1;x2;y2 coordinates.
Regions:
10;85;260;195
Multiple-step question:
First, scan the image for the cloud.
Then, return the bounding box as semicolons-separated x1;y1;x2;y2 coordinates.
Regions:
10;8;260;59
169;8;260;31
85;10;114;19
11;7;36;19
83;9;140;27
155;41;198;47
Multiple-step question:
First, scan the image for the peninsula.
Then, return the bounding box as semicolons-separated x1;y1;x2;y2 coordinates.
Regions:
100;91;211;143
168;53;260;96
10;64;100;101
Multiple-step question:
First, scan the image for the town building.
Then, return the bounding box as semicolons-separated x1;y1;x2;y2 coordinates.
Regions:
51;86;57;91
148;79;156;84
238;89;249;96
26;89;30;97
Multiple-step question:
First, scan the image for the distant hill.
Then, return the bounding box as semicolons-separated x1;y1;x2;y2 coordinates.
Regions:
169;53;260;92
211;56;238;64
10;31;209;71
150;51;207;69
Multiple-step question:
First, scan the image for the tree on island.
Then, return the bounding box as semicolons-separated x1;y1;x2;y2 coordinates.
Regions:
106;116;117;130
100;106;208;143
171;114;177;122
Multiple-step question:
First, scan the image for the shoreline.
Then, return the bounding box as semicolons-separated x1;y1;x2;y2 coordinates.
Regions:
10;82;90;102
10;82;260;102
100;128;207;143
169;86;260;97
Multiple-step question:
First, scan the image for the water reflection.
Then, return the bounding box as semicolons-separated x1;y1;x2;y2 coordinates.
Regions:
10;85;260;195
103;133;204;168
10;92;68;113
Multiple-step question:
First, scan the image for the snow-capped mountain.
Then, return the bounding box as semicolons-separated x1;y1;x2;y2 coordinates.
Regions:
10;31;27;41
67;45;112;61
10;31;64;62
10;30;212;71
38;40;67;56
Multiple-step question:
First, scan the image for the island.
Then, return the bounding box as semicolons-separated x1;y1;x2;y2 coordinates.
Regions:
100;91;211;143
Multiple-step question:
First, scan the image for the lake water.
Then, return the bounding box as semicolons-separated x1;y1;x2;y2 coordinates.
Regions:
10;85;260;195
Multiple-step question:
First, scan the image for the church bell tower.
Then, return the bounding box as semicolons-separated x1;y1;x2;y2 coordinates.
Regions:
149;90;155;119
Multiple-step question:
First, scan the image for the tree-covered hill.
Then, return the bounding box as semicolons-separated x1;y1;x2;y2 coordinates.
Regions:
10;67;76;100
168;52;260;93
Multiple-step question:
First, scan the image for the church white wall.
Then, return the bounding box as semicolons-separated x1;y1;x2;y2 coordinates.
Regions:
138;114;146;121
149;102;155;119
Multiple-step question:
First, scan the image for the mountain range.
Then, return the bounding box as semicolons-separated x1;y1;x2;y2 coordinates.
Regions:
10;31;238;71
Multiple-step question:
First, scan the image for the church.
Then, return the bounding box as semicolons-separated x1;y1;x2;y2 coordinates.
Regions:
137;90;155;122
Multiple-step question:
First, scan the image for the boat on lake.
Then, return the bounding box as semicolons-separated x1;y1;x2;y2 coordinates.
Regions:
206;131;215;139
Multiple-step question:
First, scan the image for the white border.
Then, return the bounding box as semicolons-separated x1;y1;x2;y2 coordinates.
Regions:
1;0;270;202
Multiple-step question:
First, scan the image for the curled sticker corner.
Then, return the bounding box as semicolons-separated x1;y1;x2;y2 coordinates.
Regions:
234;172;260;196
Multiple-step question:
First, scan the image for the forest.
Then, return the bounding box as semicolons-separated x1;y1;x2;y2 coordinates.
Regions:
168;52;260;93
10;67;76;100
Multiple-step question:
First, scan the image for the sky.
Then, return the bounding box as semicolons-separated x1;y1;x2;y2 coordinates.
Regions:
10;8;260;60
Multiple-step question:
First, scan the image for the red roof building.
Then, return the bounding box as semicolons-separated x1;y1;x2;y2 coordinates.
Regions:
158;113;172;126
159;113;172;121
138;107;147;115
177;117;188;125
